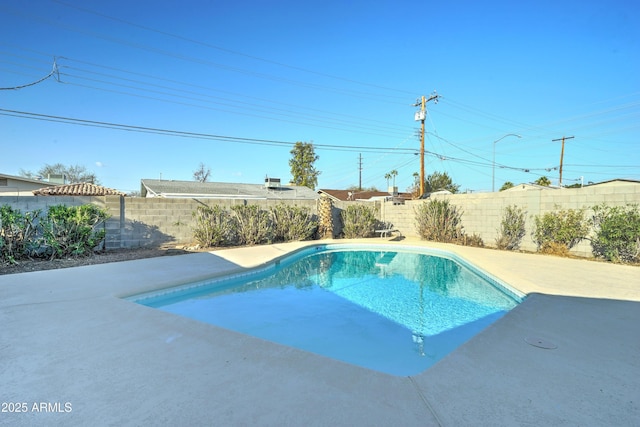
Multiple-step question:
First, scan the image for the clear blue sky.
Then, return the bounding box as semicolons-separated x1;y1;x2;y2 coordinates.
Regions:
1;0;638;194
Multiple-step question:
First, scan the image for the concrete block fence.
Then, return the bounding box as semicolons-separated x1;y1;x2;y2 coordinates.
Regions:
2;181;639;258
110;197;323;249
381;182;640;257
0;196;344;250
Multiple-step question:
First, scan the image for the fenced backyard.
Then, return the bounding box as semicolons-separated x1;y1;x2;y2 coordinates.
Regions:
1;180;639;260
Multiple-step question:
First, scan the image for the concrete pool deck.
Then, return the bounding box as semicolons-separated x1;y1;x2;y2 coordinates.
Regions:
1;239;639;426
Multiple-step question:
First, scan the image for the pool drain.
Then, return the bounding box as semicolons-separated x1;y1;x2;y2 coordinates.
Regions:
524;337;557;349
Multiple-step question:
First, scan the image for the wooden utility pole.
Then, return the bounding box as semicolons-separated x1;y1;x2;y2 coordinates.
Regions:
419;96;426;196
358;153;363;191
552;136;574;187
414;92;439;197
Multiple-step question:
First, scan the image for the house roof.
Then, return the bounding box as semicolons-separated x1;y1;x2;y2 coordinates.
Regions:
503;179;640;192
502;183;559;192
33;183;126;196
585;178;640;186
0;172;58;187
318;189;412;202
140;179;319;200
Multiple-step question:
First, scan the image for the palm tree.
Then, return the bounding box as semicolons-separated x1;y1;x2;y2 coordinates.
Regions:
385;170;398;194
390;170;398;187
534;176;551;187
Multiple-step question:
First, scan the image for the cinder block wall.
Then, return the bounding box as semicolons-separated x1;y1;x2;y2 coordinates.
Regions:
117;198;320;249
3;182;639;258
381;182;640;257
0;196;320;249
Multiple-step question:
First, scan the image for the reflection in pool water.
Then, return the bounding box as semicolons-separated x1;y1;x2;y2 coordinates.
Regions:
134;247;521;376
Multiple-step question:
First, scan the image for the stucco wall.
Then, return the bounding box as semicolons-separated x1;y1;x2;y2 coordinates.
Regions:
0;195;103;212
0;178;59;197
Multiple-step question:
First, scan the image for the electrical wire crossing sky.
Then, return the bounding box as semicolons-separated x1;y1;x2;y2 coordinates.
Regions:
1;0;638;194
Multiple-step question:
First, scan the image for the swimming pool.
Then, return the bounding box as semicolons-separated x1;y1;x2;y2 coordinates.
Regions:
130;244;523;376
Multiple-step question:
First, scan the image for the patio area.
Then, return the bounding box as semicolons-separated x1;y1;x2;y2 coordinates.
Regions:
1;239;639;426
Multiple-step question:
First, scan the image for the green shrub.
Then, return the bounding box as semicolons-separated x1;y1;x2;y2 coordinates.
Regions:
414;199;464;242
270;203;317;242
591;204;640;263
192;205;234;247
41;204;109;259
496;205;526;250
532;207;589;255
0;205;41;265
230;204;271;245
341;204;377;238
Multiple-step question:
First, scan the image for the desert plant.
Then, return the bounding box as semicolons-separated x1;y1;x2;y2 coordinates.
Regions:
495;205;526;250
532;207;589;255
230;204;271;245
40;204;109;259
591;204;640;263
414;199;464;242
0;205;41;264
341;204;377;238
462;233;485;247
192;205;234;247
270;203;317;242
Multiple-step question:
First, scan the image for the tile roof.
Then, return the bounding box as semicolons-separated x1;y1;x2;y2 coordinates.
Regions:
32;183;126;196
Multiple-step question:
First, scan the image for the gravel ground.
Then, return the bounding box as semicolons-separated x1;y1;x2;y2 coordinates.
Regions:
0;247;197;276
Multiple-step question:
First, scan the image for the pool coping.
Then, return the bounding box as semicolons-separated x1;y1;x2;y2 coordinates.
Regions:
126;242;525;307
2;238;639;426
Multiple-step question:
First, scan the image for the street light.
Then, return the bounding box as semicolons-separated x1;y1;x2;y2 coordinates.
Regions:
492;133;521;192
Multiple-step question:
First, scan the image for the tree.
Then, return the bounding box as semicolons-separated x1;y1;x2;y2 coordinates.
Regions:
193;163;211;182
408;171;460;197
384;170;398;189
289;141;320;190
20;163;99;184
534;176;551;186
346;185;379;192
500;181;515;191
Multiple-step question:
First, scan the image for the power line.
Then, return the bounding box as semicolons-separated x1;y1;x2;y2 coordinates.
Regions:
60;78;411;140
0;108;419;154
60;60;409;134
0;107;567;174
55;68;410;138
0;6;408;104
0;47;414;139
0;58;59;90
51;0;415;98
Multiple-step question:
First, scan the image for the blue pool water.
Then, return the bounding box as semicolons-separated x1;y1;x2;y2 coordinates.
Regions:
131;245;522;376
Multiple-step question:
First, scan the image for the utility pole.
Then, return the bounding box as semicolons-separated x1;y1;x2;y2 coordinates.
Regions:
358;153;363;191
552;136;574;187
413;92;439;197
